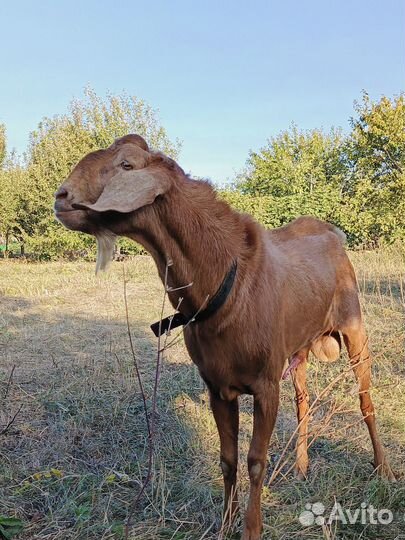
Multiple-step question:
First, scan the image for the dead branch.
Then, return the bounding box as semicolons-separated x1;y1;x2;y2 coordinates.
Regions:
0;404;23;436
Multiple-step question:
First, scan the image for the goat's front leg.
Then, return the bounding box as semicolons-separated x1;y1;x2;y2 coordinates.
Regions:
243;381;280;540
209;390;239;527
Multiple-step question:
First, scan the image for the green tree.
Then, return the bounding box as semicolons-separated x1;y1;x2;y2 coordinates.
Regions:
0;161;27;252
235;126;346;231
235;95;405;246
343;92;405;245
239;125;346;197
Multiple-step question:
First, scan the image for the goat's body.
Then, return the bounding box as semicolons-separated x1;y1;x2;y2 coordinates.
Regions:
56;136;394;540
184;216;353;399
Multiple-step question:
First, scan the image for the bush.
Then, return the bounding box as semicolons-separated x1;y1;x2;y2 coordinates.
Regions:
24;228;145;261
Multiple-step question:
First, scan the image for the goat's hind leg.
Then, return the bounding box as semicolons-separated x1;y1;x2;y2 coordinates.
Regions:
291;350;310;480
342;320;395;481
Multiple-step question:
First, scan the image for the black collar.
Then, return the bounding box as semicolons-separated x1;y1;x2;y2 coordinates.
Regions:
150;260;238;337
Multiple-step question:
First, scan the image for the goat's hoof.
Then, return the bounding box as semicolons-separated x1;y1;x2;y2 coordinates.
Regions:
294;465;308;481
241;529;261;540
376;462;397;482
241;519;262;540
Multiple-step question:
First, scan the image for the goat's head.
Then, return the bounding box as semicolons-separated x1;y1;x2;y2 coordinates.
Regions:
54;134;176;271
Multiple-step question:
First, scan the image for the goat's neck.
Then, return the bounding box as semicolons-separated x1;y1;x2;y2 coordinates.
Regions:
126;182;244;316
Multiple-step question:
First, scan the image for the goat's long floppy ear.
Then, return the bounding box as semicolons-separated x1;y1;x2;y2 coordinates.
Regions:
75;168;169;214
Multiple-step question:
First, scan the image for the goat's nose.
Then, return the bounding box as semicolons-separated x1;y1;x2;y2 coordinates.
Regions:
55;187;68;199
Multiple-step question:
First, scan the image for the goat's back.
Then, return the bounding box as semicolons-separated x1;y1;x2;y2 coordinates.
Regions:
268;216;346;246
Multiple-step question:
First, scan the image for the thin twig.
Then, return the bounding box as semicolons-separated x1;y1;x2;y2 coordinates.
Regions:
166;282;193;293
123;266;151;438
0;405;23;435
3;365;16;399
159;294;210;353
277;399;354;480
269;355;368;484
125;262;173;538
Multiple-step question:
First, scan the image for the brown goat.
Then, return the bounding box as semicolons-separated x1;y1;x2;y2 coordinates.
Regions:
55;134;394;539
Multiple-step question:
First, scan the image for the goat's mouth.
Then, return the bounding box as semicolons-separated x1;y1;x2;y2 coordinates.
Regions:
55;206;96;234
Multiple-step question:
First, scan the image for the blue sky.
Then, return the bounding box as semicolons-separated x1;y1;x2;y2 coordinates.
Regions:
0;0;404;183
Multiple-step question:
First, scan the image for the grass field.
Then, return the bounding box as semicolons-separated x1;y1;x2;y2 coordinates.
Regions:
0;250;404;540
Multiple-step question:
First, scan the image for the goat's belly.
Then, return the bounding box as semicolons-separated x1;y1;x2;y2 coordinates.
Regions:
200;366;256;400
218;385;244;401
193;353;258;397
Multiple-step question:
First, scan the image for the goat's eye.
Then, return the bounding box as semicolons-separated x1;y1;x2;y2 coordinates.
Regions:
121;160;133;170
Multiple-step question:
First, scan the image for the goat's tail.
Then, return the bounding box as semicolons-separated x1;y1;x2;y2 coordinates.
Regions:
311;331;342;362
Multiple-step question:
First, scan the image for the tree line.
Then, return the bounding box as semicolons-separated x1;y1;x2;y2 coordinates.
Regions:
1;89;404;259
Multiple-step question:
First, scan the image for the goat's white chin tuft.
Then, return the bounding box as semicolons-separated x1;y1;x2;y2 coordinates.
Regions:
95;231;116;274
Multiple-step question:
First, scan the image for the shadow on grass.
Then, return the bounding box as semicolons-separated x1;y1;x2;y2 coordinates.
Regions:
1;293;404;540
0;294;221;539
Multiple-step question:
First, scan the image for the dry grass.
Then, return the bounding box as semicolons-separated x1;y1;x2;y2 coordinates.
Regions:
0;249;404;540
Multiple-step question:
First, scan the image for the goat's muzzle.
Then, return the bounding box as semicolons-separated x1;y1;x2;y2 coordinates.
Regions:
54;202;95;234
